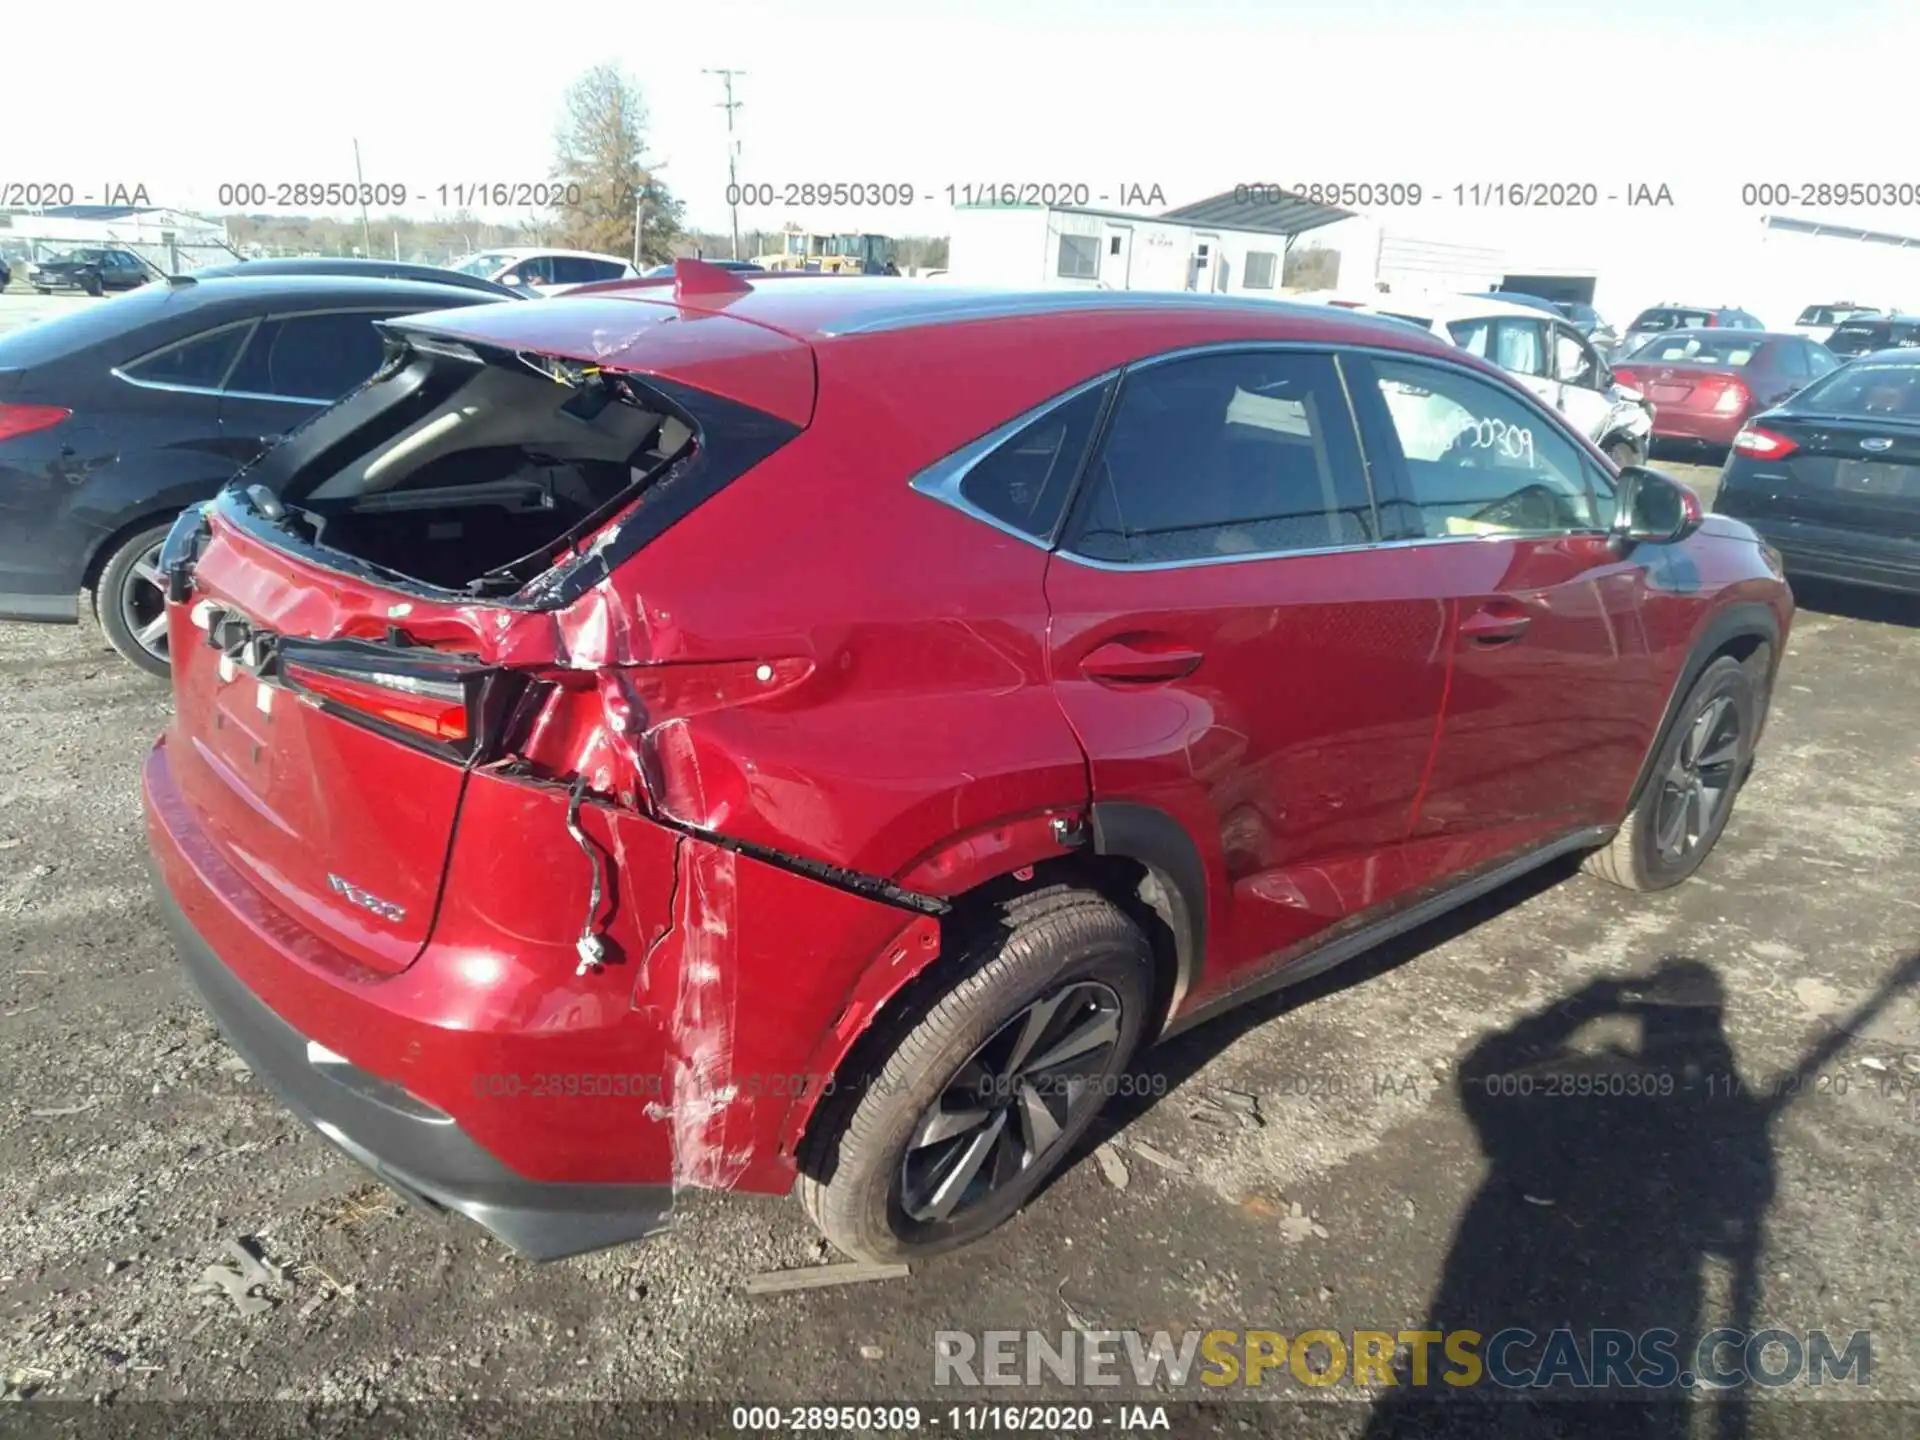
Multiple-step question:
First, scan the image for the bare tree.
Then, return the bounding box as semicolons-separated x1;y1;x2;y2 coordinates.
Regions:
549;64;684;263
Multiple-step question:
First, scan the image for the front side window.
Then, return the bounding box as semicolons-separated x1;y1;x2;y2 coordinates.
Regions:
1368;358;1601;538
1446;318;1493;358
225;311;392;401
1552;325;1600;388
1066;351;1374;564
1493;319;1547;377
1245;251;1277;289
120;322;252;390
1058;234;1100;280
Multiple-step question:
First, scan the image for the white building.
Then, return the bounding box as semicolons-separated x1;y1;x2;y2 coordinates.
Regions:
943;189;1920;334
945;190;1510;300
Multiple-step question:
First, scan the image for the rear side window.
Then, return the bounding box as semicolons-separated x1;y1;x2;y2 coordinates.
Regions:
1066;351;1374;564
1365;358;1602;537
956;384;1107;539
226;311;393;401
120;322;251;389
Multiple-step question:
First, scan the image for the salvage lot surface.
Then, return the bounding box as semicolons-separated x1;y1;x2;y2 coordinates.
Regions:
3;291;1920;1435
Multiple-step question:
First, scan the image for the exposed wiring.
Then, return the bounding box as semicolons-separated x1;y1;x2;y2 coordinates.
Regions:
565;776;610;975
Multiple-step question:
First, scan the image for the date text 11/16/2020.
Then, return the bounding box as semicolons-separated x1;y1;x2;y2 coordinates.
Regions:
1234;181;1676;208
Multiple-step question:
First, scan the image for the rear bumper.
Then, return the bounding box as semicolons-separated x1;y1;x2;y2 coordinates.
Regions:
144;739;676;1261
1733;515;1920;595
1652;411;1745;447
154;870;675;1260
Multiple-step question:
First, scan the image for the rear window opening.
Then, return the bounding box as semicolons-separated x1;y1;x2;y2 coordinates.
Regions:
264;343;695;595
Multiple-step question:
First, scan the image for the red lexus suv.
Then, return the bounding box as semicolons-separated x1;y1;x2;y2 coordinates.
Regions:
144;262;1792;1264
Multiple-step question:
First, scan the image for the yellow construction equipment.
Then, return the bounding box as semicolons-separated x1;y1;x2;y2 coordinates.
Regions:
757;229;898;275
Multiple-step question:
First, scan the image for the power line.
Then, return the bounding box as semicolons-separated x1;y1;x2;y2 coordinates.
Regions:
703;69;746;260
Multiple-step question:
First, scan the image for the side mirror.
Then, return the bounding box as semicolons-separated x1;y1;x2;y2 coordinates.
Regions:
1612;465;1703;547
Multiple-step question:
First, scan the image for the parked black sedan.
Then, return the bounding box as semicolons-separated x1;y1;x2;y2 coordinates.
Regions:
28;247;156;296
1714;349;1920;595
0;274;497;674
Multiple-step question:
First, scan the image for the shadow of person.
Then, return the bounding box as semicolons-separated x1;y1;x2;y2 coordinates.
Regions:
1365;957;1772;1440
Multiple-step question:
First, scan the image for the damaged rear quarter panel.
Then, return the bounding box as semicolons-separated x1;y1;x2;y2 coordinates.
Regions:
422;766;936;1195
632;829;938;1194
536;338;1100;882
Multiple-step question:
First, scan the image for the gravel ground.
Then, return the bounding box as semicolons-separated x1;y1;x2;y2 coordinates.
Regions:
2;290;1919;1437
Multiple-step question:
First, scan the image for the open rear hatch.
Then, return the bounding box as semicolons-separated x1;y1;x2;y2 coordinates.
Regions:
159;289;813;973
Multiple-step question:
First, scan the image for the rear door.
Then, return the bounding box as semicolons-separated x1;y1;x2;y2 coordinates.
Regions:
1044;347;1453;1002
1347;353;1661;868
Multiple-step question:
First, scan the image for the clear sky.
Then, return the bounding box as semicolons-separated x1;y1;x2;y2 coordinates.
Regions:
4;0;1915;243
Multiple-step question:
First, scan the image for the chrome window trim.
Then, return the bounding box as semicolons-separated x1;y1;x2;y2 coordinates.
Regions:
113;307;422;404
909;336;1612;572
907;369;1120;551
112;318;260;395
1056;528;1571;575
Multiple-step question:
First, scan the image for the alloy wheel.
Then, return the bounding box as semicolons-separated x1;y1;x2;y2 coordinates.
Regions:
1653;694;1741;862
118;539;171;664
899;980;1123;1224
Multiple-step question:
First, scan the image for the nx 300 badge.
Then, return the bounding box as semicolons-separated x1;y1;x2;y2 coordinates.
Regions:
327;873;406;923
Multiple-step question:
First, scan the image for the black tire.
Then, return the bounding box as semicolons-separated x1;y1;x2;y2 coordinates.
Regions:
80;272;103;297
1585;655;1756;891
798;886;1154;1262
93;521;178;680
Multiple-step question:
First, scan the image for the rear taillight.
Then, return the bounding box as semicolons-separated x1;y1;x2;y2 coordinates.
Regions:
1732;426;1797;459
1710;380;1750;414
0;403;71;441
265;635;526;759
1611;367;1641;389
281;660;471;742
1704;315;1719;327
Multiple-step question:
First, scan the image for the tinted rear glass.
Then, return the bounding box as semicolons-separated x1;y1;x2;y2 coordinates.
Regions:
1790;361;1920;417
1629;308;1712;332
1627;335;1762;366
0;284;205;368
1829;322;1893;353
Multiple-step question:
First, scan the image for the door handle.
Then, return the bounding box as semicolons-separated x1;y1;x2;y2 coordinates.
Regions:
1459;605;1532;645
1078;640;1205;684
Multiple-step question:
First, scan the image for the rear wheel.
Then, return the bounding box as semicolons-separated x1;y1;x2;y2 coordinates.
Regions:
93;521;178;679
1585;655;1755;890
798;887;1154;1262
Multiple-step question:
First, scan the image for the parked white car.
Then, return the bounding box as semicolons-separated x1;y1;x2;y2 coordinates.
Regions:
446;247;637;296
1346;293;1655;468
1790;302;1881;346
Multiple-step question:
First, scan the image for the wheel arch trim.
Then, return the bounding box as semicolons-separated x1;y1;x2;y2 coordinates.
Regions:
1088;800;1208;1034
1624;600;1782;815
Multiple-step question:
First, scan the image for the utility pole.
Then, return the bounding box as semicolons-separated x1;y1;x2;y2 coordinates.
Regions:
352;139;373;257
703;68;746;260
